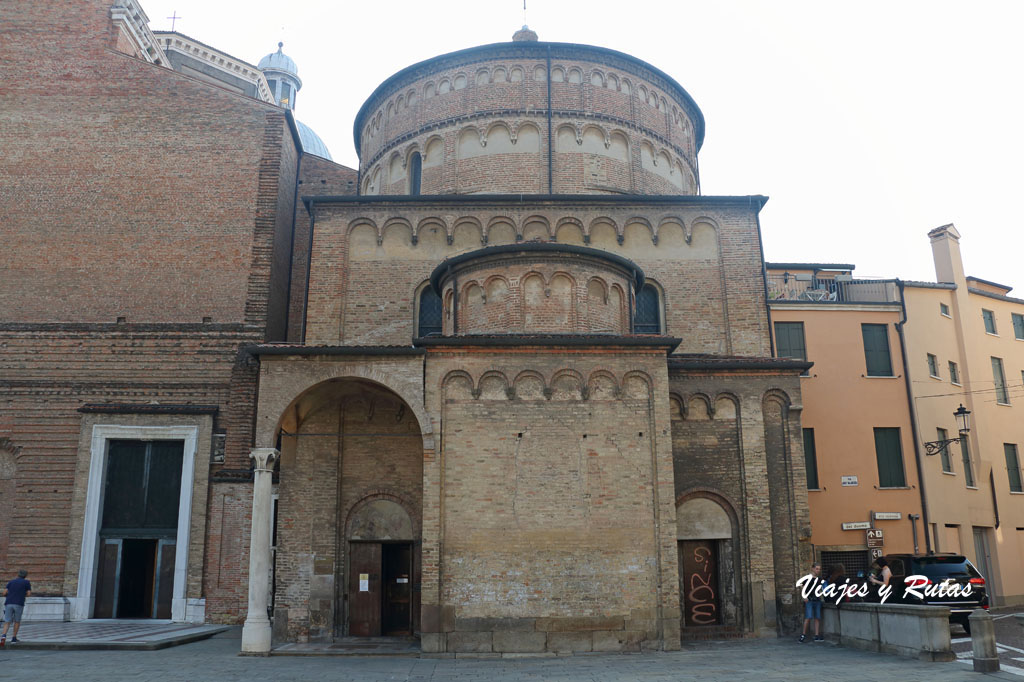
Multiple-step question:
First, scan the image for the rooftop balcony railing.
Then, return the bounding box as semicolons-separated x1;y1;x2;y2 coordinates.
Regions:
766;274;899;303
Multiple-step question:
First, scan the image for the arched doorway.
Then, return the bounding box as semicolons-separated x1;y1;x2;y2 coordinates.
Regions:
347;498;417;636
272;378;424;641
676;494;741;632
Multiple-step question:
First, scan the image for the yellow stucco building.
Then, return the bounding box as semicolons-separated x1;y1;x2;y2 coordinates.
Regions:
768;225;1024;605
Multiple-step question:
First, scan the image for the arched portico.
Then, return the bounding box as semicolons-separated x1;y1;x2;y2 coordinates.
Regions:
252;353;432;450
242;350;432;653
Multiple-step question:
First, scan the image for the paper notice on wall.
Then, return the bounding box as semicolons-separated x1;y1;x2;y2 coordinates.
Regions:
359;573;369;592
397;578;409;584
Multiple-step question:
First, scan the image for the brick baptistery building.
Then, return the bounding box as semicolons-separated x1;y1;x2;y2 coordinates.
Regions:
1;1;812;655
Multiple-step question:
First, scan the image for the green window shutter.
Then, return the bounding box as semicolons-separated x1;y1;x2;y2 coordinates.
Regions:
774;322;806;360
1013;313;1024;340
803;428;819;489
960;439;975;487
983;309;997;334
862;324;893;376
874;427;905;487
1006;444;1023;493
992;357;1009;404
937;428;953;473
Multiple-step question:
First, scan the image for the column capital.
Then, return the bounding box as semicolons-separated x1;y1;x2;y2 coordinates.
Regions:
249;447;279;472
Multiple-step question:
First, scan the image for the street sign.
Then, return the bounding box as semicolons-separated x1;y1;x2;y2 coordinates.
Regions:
873;512;901;520
842;521;872;530
870;548;883;560
866;528;884;548
841;476;858;487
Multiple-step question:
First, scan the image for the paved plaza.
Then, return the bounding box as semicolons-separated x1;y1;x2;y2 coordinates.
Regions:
4;620;227;650
2;623;1024;682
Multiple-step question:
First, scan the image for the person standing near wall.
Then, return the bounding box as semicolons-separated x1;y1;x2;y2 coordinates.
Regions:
868;557;892;602
800;562;823;642
1;569;31;645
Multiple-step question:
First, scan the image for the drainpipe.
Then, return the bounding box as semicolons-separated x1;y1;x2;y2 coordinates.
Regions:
908;513;920;554
990;469;1000;529
546;45;553;194
896;279;932;554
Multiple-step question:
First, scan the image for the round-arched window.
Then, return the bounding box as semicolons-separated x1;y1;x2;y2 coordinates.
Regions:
408;152;422;195
634;284;661;334
417;286;442;336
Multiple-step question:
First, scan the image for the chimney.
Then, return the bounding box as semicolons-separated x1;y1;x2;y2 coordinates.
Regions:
928;223;964;286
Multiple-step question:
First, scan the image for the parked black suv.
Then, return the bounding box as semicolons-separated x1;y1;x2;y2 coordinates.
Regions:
883;553;989;633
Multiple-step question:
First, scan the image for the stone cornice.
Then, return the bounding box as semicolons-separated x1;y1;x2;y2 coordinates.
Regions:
416;334;680;351
669;356;813;373
110;0;167;66
78;403;220;415
305;193;767;212
246;344;426;357
155;31;274;104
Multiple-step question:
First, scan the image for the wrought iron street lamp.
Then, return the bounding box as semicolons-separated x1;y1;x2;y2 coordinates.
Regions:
923;404;971;455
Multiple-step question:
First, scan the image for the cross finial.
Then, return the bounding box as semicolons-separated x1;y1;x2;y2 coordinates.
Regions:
167;11;181;31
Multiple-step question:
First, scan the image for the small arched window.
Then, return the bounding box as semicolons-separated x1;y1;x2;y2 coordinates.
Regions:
634;284;661;334
408;152;422;196
417;286;442;337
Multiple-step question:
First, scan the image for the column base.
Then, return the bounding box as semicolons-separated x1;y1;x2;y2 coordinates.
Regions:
241;618;272;654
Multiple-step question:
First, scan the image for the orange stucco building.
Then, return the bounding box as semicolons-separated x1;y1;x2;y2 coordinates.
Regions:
767;266;922;578
768;226;1024;605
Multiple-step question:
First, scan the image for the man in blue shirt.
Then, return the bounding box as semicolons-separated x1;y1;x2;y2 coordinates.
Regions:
1;569;31;645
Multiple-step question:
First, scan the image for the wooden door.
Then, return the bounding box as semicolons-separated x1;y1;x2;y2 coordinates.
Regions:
382;543;412;635
348;543;381;636
94;539;122;618
153;540;176;619
680;540;720;626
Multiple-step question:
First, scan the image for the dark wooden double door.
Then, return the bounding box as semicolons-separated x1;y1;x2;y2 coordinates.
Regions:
95;538;175;618
95;439;183;619
348;542;413;636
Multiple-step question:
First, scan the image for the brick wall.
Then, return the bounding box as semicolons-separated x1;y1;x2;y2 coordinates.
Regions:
305;198;770;357
288;156;359;342
355;46;700;196
3;2;297;328
421;346;680;652
0;324;253;595
1;0;302;616
669;369;810;635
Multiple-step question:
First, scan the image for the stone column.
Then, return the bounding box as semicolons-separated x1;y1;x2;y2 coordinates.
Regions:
241;447;279;655
970;608;999;673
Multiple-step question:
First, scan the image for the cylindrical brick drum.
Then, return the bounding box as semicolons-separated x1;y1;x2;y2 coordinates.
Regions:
354;30;704;196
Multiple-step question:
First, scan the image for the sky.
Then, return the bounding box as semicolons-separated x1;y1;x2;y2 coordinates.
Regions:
141;0;1024;288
